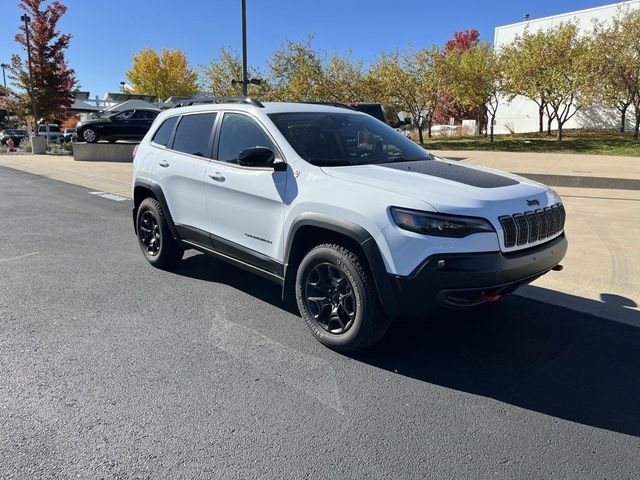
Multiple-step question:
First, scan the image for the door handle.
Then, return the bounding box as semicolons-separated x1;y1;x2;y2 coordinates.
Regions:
208;173;225;182
158;160;170;168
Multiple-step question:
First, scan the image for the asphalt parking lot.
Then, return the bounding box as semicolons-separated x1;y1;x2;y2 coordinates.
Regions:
1;165;639;479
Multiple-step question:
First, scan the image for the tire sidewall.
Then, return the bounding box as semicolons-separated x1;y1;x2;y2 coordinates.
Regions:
136;200;168;266
295;246;370;350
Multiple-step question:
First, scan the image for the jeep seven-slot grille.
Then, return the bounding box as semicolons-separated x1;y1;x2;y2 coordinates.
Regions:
499;203;565;248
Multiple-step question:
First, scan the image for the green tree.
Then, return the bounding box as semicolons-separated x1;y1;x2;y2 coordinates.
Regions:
9;0;77;123
268;35;325;101
445;43;503;141
318;51;367;102
542;23;592;142
126;48;199;100
589;10;640;138
368;47;444;143
200;47;269;98
502;23;591;142
501;28;551;133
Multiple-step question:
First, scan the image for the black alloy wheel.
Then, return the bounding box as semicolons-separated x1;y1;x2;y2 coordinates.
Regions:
295;243;390;352
138;209;161;256
304;262;357;334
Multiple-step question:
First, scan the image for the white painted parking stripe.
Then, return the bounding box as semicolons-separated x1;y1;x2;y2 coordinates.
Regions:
88;191;129;202
0;252;39;263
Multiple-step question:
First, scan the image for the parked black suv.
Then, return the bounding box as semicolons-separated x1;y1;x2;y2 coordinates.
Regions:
77;109;160;143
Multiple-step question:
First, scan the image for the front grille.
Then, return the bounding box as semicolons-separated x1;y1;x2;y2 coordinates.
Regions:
499;202;565;248
499;216;517;247
525;211;538;242
514;214;528;245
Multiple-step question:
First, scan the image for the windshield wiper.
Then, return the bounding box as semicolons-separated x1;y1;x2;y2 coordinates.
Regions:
311;159;361;167
375;156;430;164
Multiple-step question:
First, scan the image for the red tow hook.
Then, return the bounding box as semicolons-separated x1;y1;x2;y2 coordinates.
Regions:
480;291;502;302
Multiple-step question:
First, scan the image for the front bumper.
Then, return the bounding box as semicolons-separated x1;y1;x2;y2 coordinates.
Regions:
389;233;567;317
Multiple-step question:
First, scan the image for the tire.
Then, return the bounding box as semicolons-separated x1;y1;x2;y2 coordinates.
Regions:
81;127;98;143
136;198;183;269
295;243;390;352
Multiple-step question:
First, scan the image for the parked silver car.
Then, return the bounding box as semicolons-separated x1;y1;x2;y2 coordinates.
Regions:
37;124;65;143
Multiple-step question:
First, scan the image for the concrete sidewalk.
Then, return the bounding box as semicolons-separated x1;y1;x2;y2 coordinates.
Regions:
0;151;638;325
0;154;132;198
1;150;638;197
431;149;640;180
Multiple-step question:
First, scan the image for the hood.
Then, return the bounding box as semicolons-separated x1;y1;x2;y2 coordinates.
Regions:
321;159;559;218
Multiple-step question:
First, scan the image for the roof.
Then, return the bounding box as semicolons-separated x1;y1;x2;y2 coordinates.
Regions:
165;101;360;117
103;92;158;103
103;99;161;112
69;99;101;112
73;91;91;100
163;93;210;107
495;0;640;31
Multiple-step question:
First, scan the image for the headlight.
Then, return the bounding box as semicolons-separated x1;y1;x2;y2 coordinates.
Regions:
390;207;495;238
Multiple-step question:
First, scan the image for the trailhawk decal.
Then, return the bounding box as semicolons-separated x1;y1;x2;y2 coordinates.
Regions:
380;161;519;188
245;233;273;244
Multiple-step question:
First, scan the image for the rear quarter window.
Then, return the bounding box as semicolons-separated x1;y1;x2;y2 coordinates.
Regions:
151;116;179;147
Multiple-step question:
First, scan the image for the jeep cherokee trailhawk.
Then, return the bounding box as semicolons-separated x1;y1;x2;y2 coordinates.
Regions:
132;97;567;352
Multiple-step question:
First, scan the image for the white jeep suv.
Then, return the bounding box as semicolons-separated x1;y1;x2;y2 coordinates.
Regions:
132;98;567;352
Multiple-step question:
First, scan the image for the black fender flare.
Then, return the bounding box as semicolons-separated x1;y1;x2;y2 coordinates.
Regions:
132;179;179;239
283;213;401;319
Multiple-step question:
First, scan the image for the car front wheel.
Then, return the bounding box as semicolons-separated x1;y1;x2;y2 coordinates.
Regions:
136;198;183;269
81;127;98;143
295;243;390;352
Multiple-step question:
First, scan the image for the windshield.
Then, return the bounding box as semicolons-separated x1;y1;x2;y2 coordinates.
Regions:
39;125;61;133
268;112;430;166
3;129;23;135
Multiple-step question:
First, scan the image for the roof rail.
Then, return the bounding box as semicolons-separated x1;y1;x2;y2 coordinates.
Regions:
172;96;264;108
300;101;356;110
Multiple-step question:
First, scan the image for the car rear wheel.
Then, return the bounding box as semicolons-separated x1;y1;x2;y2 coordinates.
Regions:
81;127;98;143
136;198;183;269
295;243;390;352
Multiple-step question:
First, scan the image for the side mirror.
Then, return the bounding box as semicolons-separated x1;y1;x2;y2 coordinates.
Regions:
238;146;275;167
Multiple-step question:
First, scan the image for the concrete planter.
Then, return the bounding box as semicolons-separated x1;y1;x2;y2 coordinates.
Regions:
30;136;47;154
72;142;137;162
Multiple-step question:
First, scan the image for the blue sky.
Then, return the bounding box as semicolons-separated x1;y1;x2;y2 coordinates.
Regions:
0;0;613;96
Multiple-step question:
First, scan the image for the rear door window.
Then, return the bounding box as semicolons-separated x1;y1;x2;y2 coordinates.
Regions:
171;113;217;157
113;110;134;121
133;110;159;120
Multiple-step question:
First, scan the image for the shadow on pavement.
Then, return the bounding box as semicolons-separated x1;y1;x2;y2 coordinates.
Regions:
518;285;639;327
175;253;640;437
173;253;298;315
355;294;640;437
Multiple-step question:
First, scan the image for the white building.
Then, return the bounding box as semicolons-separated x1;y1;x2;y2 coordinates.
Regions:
492;1;640;134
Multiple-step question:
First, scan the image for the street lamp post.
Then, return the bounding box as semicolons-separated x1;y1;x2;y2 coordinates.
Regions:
21;14;39;134
241;0;248;96
0;63;8;90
